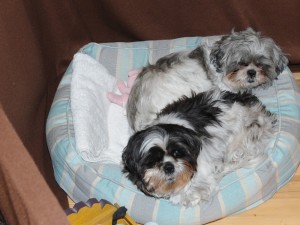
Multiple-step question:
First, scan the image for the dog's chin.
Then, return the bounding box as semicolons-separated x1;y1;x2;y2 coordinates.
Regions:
224;69;270;91
142;165;195;198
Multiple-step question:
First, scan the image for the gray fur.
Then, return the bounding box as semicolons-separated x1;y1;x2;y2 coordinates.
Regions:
123;89;276;206
210;28;288;91
127;28;287;132
127;46;214;131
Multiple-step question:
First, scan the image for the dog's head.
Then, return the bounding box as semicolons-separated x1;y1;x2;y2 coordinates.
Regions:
210;28;288;91
122;124;202;198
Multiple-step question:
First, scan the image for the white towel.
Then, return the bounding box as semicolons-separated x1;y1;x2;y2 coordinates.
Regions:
71;53;130;164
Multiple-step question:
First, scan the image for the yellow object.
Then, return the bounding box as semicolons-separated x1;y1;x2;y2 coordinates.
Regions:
66;199;137;225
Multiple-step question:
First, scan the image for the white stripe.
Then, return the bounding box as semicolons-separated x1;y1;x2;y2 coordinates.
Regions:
179;206;186;225
151;200;160;222
116;42;121;79
124;192;136;216
217;192;226;217
148;41;154;64
113;175;127;203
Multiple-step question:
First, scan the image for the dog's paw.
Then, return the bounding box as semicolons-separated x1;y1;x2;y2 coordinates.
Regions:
169;189;208;207
182;195;202;207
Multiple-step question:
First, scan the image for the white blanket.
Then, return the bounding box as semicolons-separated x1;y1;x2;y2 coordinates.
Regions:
71;53;130;164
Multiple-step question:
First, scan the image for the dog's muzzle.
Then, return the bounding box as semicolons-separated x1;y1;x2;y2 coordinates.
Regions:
247;69;257;83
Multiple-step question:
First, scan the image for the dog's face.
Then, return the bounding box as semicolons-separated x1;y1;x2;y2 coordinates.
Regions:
210;28;288;91
122;124;202;198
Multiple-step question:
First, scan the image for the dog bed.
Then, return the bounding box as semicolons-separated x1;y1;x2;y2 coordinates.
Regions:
46;36;300;225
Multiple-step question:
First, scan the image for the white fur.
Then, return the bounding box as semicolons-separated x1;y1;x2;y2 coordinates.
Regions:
168;99;275;206
127;49;214;131
126;28;287;132
126;90;276;206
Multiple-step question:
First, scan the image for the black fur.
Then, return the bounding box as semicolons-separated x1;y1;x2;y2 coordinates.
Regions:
158;91;222;136
209;37;226;73
122;124;202;196
221;91;260;106
155;52;182;70
122;89;273;198
188;46;212;76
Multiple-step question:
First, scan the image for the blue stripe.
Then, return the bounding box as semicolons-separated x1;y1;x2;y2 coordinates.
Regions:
48;100;68;119
100;164;124;184
117;44;132;80
155;201;180;225
93;178;118;203
132;42;149;69
46;117;67;130
81;43;99;59
219;172;246;213
115;187;136;208
185;36;202;48
279;104;300;120
182;206;199;224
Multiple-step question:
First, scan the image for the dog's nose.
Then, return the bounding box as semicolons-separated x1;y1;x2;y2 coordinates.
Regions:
247;69;256;77
163;162;175;174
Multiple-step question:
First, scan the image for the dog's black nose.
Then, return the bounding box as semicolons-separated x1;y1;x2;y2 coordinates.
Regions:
163;162;175;174
247;69;256;77
247;69;256;83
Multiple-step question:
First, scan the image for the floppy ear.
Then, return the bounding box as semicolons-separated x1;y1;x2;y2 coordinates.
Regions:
121;146;133;173
209;42;225;73
275;52;288;75
122;145;142;184
122;130;145;175
122;137;149;194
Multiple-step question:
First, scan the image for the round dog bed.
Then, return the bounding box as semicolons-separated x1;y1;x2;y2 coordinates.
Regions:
46;36;300;225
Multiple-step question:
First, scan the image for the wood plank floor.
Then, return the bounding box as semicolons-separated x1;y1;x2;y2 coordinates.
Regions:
209;166;300;225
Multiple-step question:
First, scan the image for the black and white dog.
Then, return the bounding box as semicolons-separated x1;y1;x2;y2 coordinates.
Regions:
122;89;276;206
126;28;287;131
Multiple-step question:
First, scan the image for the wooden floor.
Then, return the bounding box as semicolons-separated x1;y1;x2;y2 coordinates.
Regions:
295;72;300;87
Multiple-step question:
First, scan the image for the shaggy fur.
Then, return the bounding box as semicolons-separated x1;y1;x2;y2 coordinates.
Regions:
122;89;276;206
126;28;287;131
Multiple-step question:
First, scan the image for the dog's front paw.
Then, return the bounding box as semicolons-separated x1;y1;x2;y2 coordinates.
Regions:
169;189;208;207
182;194;202;207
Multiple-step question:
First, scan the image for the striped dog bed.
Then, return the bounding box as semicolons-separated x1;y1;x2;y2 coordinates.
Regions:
46;36;300;225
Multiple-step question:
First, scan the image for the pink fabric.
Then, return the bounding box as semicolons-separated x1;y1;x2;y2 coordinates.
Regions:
107;69;140;107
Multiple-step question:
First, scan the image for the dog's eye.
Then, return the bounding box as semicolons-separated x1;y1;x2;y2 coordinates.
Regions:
172;149;185;158
239;62;249;67
144;146;164;167
256;63;263;68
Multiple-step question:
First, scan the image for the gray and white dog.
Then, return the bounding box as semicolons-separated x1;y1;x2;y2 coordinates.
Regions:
122;90;276;206
126;28;287;131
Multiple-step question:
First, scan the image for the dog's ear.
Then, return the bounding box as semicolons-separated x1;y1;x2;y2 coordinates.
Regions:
210;40;225;73
122;145;141;181
122;130;146;174
121;146;132;173
275;52;288;75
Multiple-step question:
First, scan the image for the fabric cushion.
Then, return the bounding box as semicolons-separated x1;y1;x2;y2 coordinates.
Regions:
46;36;300;225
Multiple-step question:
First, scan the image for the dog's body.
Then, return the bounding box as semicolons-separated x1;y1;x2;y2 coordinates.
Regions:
126;28;288;131
122;90;276;206
127;46;215;131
